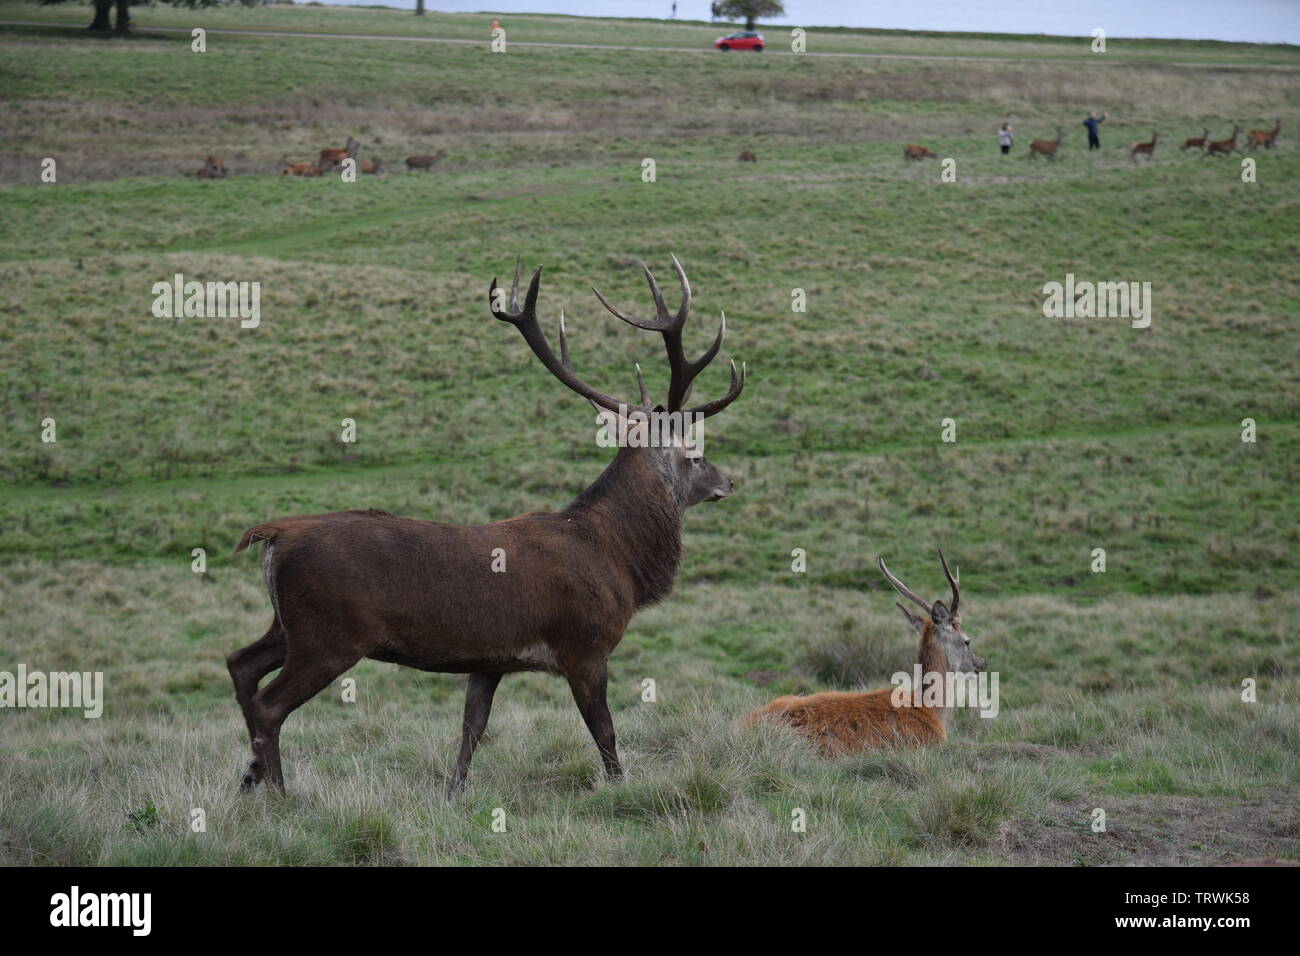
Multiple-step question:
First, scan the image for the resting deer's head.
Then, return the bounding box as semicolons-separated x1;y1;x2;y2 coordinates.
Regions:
490;256;746;512
879;549;986;674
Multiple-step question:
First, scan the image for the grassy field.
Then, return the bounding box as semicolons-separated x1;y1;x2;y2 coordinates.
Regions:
0;5;1298;866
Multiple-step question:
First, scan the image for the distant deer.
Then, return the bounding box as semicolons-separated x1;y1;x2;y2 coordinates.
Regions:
1204;125;1241;157
193;155;226;179
229;256;747;794
317;136;359;172
749;550;986;756
405;150;447;172
902;144;938;161
360;158;383;175
1181;128;1210;151
1130;131;1158;161
276;157;317;176
1245;119;1281;150
737;150;757;162
1027;129;1064;160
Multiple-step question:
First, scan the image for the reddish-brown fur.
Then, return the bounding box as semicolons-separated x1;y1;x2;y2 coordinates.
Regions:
1028;129;1064;160
193;155;225;179
1181;128;1210;151
359;158;383;175
405;150;447;172
1204;125;1241;157
737;150;758;162
1245;119;1280;150
902;144;938;161
317;136;358;171
749;551;985;756
1130;131;1158;160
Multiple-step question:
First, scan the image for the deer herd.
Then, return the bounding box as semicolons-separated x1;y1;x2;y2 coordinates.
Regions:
902;119;1279;164
190;135;445;179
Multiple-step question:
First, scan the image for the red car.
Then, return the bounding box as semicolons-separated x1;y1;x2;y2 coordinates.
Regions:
715;31;765;52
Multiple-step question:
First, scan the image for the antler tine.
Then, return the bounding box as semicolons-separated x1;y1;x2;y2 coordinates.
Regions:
590;257;688;333
489;261;633;415
937;548;960;616
634;363;649;407
878;555;931;613
684;359;746;418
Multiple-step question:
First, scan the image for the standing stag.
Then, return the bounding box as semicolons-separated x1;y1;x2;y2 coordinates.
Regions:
318;136;359;172
1245;119;1281;150
1130;131;1158;161
229;256;746;794
737;150;758;162
1027;129;1064;160
902;144;939;161
405;150;447;172
749;550;986;755
1181;128;1210;151
1204;125;1241;157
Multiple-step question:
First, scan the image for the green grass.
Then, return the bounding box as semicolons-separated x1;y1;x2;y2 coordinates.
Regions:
0;7;1297;866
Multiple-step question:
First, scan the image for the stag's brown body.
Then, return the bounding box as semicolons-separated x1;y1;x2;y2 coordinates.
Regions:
194;155;226;179
902;144;938;161
1130;131;1158;160
737;150;757;162
405;150;446;172
1181;128;1210;151
1027;129;1064;159
229;257;745;795
1245;120;1280;150
318;136;358;171
1205;126;1241;157
750;551;986;756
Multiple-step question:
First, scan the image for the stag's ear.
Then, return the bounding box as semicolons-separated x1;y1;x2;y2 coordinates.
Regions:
931;600;950;626
896;603;926;634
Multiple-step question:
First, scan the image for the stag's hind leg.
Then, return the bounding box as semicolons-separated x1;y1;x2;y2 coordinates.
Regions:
247;648;364;791
227;622;287;790
565;663;622;780
447;672;504;796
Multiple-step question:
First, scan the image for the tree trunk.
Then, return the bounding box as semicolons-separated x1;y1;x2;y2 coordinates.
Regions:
415;0;425;15
114;0;131;32
745;15;755;30
88;0;112;31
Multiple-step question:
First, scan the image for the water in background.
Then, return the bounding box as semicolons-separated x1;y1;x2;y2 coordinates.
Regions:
309;0;1300;45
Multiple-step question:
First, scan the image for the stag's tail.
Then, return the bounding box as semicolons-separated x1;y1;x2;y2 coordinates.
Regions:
233;523;280;556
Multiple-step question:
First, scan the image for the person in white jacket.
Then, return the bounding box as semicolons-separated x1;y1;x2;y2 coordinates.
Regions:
998;123;1014;156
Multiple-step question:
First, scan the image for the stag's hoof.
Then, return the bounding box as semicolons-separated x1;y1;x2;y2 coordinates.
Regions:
240;759;263;791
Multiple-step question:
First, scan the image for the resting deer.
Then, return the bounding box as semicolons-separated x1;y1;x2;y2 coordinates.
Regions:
317;136;359;172
229;256;746;794
1204;125;1241;157
193;155;226;179
902;144;938;161
360;158;383;175
405;150;447;172
1245;119;1281;150
1130;131;1158;161
1181;128;1210;151
1027;129;1064;160
737;150;757;162
276;157;316;176
749;550;986;756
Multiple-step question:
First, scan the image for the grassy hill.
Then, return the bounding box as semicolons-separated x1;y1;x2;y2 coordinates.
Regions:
0;5;1297;865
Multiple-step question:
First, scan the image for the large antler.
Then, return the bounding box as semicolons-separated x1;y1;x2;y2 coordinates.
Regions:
878;556;931;613
489;259;638;415
591;255;745;417
937;547;959;616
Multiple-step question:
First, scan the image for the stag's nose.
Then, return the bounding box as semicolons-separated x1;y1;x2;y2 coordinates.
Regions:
708;476;734;501
973;655;987;673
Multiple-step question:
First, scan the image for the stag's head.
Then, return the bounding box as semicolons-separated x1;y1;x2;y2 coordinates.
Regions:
490;256;746;511
879;549;986;674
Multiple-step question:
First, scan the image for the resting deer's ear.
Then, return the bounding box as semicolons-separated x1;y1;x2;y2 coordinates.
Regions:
931;600;950;626
896;602;926;634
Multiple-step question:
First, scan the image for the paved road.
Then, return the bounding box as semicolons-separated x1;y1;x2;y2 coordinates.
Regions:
1;19;1289;69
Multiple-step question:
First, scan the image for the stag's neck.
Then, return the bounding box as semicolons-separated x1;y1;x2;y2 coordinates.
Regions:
917;631;956;726
566;448;683;608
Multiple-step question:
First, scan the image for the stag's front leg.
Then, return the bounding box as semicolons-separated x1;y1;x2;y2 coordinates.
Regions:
565;662;622;780
448;672;503;796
